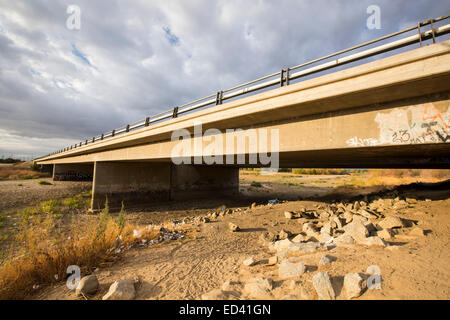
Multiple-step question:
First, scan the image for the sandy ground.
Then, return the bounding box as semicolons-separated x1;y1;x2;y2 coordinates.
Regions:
31;174;450;300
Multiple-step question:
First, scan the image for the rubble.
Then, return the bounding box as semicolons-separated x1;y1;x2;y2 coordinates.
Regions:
312;272;335;300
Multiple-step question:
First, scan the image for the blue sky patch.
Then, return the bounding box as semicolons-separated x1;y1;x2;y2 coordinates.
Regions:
163;26;180;46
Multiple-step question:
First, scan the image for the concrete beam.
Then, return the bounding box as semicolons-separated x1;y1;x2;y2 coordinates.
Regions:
39;93;450;169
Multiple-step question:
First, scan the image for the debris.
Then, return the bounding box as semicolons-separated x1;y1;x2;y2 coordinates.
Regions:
267;256;278;266
378;216;404;229
409;226;425;236
343;273;366;299
76;275;99;296
243;278;273;298
312;272;335;300
278;258;306;279
284;211;294;219
229;223;240;232
362;236;386;247
319;255;336;266
102;280;136;300
278;229;292;240
243;257;256;266
260;231;277;243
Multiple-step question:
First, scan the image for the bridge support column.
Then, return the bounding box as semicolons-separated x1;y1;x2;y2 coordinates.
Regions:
170;165;239;200
53;163;94;181
90;162;239;210
91;162;171;210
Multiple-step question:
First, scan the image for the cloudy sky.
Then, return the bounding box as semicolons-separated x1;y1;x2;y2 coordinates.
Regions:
0;0;448;159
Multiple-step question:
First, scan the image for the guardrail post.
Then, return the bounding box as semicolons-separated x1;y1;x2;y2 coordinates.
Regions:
145;117;150;126
418;23;423;47
172;107;179;118
92;137;95;143
101;134;104;140
216;91;223;105
112;130;115;137
280;68;289;86
430;19;436;43
126;125;130;132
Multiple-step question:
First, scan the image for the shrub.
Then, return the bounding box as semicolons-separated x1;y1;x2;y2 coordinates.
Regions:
38;180;52;185
250;181;262;188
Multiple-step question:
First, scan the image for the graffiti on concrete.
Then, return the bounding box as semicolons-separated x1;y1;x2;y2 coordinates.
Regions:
345;136;380;147
54;170;92;181
346;103;450;147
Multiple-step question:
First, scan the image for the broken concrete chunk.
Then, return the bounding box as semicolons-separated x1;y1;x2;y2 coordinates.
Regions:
102;280;136;300
379;216;404;229
278;258;306;279
343;273;366;299
312;272;335;300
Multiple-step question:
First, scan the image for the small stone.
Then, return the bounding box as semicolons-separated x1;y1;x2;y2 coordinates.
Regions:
102;280;136;300
302;222;317;236
362;236;386;247
284;211;294;219
312;272;335;300
267;256;278;265
334;234;355;245
377;228;393;240
342;210;353;223
251;202;257;209
409;226;425;236
292;233;307;243
202;289;227;300
378;216;404;229
319;255;336;266
319;211;330;219
260;231;278;243
278;229;292;240
343;217;369;241
278;258;306;279
243;278;273;298
229;223;240;232
76;275;99;296
343;273;366;299
243;257;256;266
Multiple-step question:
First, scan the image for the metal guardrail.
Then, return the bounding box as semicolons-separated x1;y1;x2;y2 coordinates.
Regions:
45;14;450;157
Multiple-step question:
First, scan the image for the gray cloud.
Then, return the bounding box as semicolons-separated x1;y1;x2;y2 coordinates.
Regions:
0;0;449;158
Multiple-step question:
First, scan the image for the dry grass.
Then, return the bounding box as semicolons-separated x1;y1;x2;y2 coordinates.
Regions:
368;169;450;180
0;199;160;300
0;163;50;180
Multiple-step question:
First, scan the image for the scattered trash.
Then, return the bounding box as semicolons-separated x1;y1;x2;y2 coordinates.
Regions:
268;199;278;205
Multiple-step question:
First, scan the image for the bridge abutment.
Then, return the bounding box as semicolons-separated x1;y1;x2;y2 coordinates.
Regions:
90;162;239;210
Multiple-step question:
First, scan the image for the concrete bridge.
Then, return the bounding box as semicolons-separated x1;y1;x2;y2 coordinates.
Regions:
35;39;450;209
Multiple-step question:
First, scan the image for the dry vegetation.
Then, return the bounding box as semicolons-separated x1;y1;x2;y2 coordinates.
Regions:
0;162;50;180
0;195;160;300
